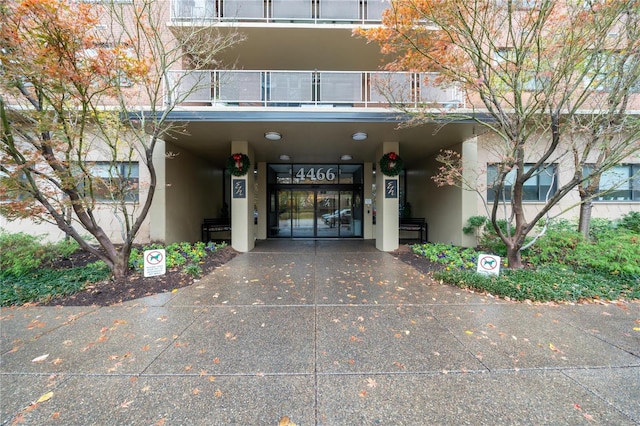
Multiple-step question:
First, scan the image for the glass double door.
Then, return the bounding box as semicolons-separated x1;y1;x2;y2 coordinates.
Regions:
270;188;362;238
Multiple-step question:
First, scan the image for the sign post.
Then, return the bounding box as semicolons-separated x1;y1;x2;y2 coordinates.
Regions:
477;254;501;276
144;249;166;277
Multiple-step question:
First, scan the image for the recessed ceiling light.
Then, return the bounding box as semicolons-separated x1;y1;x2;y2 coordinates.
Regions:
264;131;282;141
279;154;290;161
341;154;352;161
352;132;367;141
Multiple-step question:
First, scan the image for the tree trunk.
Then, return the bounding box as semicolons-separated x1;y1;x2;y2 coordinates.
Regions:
506;244;523;269
578;200;593;240
111;251;130;283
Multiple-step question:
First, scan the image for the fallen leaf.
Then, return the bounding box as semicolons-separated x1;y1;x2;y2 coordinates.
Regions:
279;416;297;426
214;389;223;397
366;378;377;388
31;354;49;363
549;343;563;353
36;392;54;403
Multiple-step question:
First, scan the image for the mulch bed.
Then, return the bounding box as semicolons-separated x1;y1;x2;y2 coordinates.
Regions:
40;246;238;307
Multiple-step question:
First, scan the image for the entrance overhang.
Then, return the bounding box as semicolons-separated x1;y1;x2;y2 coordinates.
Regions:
163;109;478;167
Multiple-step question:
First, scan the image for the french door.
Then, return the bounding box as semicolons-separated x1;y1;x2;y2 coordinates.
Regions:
269;187;362;238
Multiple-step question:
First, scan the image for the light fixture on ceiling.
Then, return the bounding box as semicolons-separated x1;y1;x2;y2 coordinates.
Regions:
264;131;282;141
351;132;367;141
341;154;352;161
279;154;290;161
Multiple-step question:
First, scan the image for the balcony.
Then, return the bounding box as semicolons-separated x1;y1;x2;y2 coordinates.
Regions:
171;0;391;24
165;70;464;109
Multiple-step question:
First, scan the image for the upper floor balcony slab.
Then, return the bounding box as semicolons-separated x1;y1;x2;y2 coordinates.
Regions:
170;0;391;25
165;70;464;111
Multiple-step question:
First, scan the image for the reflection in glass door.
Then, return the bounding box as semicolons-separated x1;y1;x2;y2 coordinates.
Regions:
270;188;362;238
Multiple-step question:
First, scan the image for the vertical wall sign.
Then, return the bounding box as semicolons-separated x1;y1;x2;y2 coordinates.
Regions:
385;179;397;198
233;179;246;198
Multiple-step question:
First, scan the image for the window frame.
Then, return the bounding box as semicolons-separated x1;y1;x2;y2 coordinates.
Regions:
583;164;640;202
84;161;140;203
487;163;558;202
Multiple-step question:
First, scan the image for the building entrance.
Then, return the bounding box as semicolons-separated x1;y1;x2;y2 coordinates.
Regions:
267;164;364;239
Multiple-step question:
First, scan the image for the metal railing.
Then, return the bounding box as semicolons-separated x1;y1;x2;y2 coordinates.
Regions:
165;70;464;108
171;0;392;24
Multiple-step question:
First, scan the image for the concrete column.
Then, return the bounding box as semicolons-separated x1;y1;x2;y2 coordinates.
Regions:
363;162;374;239
256;162;267;240
230;141;255;252
375;142;400;251
461;137;479;247
150;139;166;243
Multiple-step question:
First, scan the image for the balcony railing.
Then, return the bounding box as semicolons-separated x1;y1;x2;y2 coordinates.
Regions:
165;70;464;109
171;0;391;24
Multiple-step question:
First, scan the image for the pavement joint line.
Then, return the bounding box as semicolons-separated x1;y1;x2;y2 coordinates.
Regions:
137;309;208;376
7;366;637;379
560;368;640;424
563;320;640;359
160;302;500;308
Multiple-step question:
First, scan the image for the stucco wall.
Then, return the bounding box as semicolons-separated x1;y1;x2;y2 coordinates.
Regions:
476;132;640;223
164;141;223;244
406;142;477;247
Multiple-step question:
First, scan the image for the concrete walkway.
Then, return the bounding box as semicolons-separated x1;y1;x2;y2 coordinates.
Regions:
1;240;639;425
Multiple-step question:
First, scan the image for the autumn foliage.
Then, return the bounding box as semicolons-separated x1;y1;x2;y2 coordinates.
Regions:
1;0;239;280
358;0;640;268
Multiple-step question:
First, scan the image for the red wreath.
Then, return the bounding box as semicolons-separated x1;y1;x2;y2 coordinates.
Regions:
379;151;404;176
226;153;251;176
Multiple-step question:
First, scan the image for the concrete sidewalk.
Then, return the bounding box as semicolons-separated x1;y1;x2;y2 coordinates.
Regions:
1;240;639;425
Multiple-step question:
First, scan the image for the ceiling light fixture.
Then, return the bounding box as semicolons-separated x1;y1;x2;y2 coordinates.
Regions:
351;132;367;141
279;154;290;161
341;154;352;161
264;131;282;141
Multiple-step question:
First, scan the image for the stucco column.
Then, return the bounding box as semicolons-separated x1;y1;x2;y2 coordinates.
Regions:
461;137;479;247
150;139;166;243
230;141;255;252
256;162;267;240
376;142;400;251
363;162;374;239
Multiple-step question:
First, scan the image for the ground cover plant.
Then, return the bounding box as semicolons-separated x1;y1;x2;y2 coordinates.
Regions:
411;213;640;302
0;231;233;306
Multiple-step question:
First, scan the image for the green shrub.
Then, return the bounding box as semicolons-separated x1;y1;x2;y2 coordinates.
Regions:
619;211;640;233
569;232;640;277
1;261;110;306
183;263;202;277
129;241;225;273
523;228;584;265
435;266;640;302
411;243;478;270
0;232;80;276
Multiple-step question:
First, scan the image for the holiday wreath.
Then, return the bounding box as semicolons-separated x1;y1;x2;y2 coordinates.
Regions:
379;151;404;176
226;153;251;176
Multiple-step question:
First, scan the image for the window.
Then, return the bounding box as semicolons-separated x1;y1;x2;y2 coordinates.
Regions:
86;162;139;202
487;163;558;202
584;164;640;201
0;170;30;203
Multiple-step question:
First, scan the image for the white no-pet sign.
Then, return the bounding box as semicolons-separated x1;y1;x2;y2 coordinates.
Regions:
144;249;166;277
477;254;501;276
